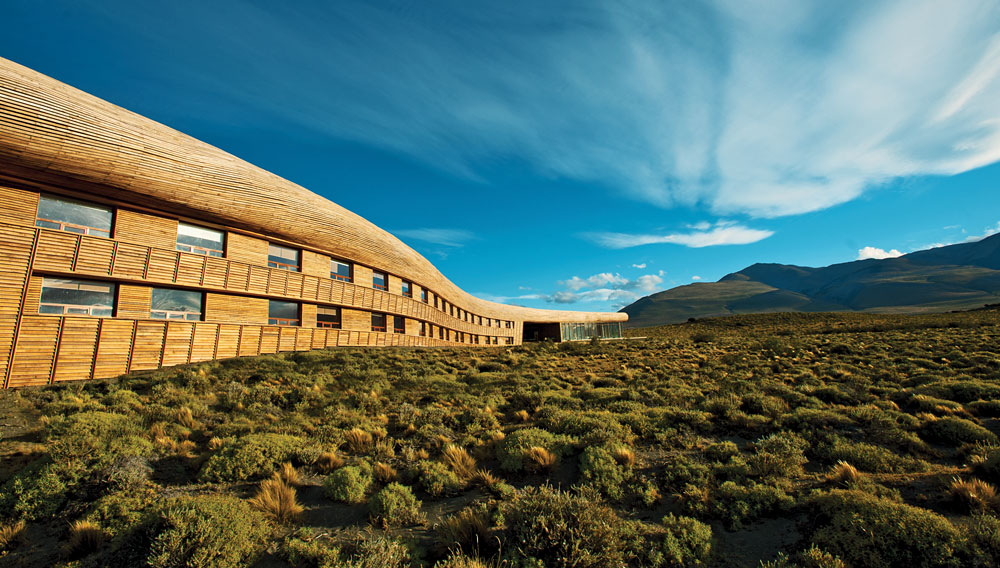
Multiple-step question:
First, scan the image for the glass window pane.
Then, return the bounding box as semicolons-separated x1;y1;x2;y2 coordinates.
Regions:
36;195;112;236
151;288;202;320
39;277;115;316
177;222;224;254
331;260;352;279
268;300;299;320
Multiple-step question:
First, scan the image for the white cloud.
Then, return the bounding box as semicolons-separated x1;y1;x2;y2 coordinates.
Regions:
631;263;647;269
95;1;1000;219
857;246;904;260
489;269;667;309
561;272;630;290
691;275;702;281
392;228;475;247
585;221;773;249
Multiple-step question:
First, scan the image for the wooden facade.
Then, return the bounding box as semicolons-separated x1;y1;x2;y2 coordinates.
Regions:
0;57;626;388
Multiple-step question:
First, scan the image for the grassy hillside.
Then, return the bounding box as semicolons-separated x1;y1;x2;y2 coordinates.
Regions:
2;310;1000;567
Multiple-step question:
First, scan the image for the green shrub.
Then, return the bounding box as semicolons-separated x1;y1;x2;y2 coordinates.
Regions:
146;495;269;568
0;458;83;521
922;417;998;446
335;532;413;568
535;408;635;446
199;433;314;482
415;460;463;497
503;485;627;568
808;489;963;568
282;532;341;568
704;441;740;463
655;513;712;566
324;462;373;504
813;436;927;473
369;483;424;528
85;488;161;538
749;432;808;479
48;411;153;470
496;428;571;472
578;446;632;500
662;459;711;491
963;514;1000;567
701;481;794;530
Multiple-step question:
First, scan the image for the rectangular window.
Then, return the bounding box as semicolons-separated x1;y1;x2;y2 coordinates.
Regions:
150;288;203;320
268;300;299;325
176;222;224;257
317;306;341;328
401;281;412;298
268;243;300;271
331;259;352;282
439;327;445;340
393;315;405;334
421;289;428;303
35;195;112;238
420;322;427;337
371;312;387;332
372;271;388;291
39;277;115;317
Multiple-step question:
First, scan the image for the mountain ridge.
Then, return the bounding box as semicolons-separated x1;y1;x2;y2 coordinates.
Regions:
621;233;1000;327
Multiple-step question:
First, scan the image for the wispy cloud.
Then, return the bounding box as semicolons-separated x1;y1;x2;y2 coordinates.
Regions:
858;246;904;260
94;1;1000;218
584;221;773;249
392;228;475;248
485;269;666;309
631;263;647;269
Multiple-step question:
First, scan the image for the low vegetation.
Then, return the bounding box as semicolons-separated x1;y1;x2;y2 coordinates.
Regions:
0;309;998;566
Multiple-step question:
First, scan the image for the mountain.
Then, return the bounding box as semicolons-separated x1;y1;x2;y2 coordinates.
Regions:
621;233;1000;327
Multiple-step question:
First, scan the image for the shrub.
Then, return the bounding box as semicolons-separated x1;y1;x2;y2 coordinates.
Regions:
922;417;999;446
0;457;82;521
749;432;808;479
369;483;424;528
702;481;794;530
282;531;341;567
808;489;963;568
496;428;572;472
146;495;269;568
416;460;463;497
813;437;927;473
502;485;627;568
48;411;154;470
84;488;160;542
335;532;413;567
324;463;374;504
964;514;1000;567
249;474;304;523
654;513;712;567
579;446;632;500
199;433;314;482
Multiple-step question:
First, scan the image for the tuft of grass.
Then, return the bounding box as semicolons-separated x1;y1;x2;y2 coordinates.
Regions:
949;476;997;513
374;462;398;483
612;447;636;468
345;428;374;454
278;462;300;486
515;410;531;423
249;474;304;523
177;406;198;429
472;468;500;489
442;445;477;480
827;461;863;486
525;447;557;473
436;508;493;554
0;519;26;551
316;451;344;473
67;520;105;558
207;437;225;451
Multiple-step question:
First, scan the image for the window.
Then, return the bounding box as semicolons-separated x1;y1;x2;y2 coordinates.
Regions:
268;300;299;325
268;243;300;271
371;313;387;332
317;306;341;328
421;289;428;303
331;259;352;282
151;288;203;320
439;327;445;340
401;281;412;298
176;222;224;257
420;322;427;337
39;277;115;317
505;321;512;329
35;195;112;238
433;296;438;309
372;271;388;291
393;316;405;333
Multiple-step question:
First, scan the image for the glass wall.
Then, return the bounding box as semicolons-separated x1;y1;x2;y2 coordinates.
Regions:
39;278;115;317
558;321;624;341
35;195;112;238
177;223;224;256
151;288;203;320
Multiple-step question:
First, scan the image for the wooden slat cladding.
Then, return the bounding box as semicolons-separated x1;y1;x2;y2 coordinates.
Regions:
301;250;328;278
52;317;99;382
117;285;152;320
92;319;134;379
227;232;267;266
115;209;177;250
162;322;194;367
205;293;267;325
8;316;60;387
129;321;165;371
0;185;38;226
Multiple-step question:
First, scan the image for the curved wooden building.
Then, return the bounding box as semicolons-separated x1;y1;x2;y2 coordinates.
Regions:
0;57;626;388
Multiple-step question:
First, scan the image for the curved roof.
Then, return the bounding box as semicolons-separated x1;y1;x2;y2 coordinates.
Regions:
0;57;625;324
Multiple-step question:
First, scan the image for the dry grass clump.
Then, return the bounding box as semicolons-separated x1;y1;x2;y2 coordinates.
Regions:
66;520;105;557
0;519;25;551
207;436;225;451
374;462;398;483
436;508;493;553
827;461;863;486
515;410;531;423
525;447;557;472
249;474;304;523
471;468;501;489
345;428;374;454
612;447;636;468
442;445;478;480
949;476;998;512
316;451;345;473
176;406;198;429
278;462;300;486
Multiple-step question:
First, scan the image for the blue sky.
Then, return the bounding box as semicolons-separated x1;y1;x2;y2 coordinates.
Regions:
4;1;1000;311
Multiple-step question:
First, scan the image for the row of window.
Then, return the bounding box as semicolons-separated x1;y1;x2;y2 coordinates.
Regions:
34;194;511;330
38;277;509;343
